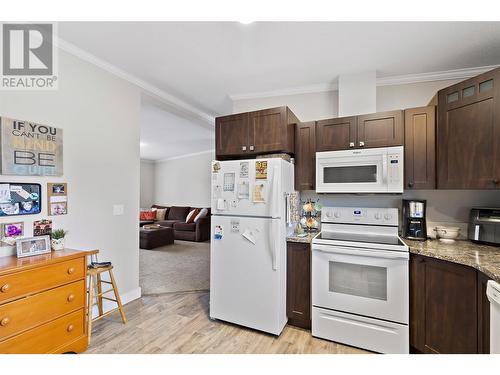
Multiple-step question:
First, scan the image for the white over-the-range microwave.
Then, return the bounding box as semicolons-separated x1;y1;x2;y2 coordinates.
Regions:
315;146;404;193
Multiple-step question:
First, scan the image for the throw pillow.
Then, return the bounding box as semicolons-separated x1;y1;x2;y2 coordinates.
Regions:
140;210;156;221
186;208;201;224
194;208;208;222
155;208;167;221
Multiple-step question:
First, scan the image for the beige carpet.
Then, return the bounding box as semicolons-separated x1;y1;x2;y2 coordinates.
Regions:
140;240;210;295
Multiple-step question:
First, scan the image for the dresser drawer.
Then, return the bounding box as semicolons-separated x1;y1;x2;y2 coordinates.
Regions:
0;309;85;353
0;280;85;340
0;257;85;303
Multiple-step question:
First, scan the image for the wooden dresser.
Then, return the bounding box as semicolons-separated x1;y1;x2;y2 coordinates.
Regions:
0;249;90;354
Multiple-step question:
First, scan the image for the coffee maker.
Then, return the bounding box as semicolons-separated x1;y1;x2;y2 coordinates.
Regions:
402;199;427;240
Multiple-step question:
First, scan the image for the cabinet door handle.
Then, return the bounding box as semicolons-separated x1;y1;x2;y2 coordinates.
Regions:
67;267;75;275
242;146;247;151
0;317;10;326
0;284;9;293
359;141;365;147
249;145;254;151
349;142;355;148
493;179;499;185
408;182;414;188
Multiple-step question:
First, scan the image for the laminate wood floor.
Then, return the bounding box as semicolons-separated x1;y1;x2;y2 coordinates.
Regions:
86;291;368;354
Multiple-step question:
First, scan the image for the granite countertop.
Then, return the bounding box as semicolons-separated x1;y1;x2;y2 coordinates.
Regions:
404;238;500;282
287;233;318;244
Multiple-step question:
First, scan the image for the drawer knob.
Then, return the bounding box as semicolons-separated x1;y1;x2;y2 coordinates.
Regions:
67;324;74;332
67;267;75;275
0;284;9;293
67;294;75;302
493;179;499;185
0;317;10;326
359;141;365;147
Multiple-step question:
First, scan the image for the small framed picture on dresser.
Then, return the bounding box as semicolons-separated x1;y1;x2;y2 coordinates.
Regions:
16;235;51;258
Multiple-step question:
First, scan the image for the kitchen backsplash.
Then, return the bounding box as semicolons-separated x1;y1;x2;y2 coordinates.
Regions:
300;189;500;240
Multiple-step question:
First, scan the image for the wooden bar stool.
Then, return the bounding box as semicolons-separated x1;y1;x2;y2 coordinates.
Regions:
87;254;126;344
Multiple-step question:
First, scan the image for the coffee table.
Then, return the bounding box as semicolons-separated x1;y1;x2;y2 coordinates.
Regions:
140;226;174;249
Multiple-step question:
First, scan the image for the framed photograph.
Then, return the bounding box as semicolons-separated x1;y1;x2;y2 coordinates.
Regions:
47;183;67;216
33;219;52;237
0;183;42;217
50;202;67;215
16;235;51;258
2;222;23;237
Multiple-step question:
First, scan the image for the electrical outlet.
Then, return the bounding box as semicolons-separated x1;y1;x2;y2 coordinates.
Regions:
113;204;124;216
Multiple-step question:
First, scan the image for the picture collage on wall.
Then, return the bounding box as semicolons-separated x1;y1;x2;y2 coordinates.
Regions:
0;182;67;252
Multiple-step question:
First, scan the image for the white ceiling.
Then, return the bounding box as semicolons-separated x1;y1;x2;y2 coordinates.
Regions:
58;22;500;160
140;97;214;161
59;22;500;116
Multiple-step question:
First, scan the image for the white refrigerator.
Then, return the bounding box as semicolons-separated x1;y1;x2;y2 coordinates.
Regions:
209;158;294;335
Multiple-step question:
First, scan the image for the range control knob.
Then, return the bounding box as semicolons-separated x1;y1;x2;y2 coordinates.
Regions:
384;213;392;221
374;212;382;220
325;211;333;219
334;211;341;218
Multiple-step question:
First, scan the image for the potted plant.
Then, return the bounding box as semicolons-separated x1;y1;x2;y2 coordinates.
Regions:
51;229;67;251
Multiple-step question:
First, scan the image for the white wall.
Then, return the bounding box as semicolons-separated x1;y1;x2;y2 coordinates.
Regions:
233;90;339;122
154;151;214;208
232;78;500;232
140;160;155;208
0;50;141;303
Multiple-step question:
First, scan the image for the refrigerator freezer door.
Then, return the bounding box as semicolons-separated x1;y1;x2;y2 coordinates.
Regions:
210;215;287;335
211;158;294;218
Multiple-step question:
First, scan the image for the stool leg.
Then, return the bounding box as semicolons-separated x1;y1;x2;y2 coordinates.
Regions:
87;274;94;345
96;273;104;316
108;269;127;324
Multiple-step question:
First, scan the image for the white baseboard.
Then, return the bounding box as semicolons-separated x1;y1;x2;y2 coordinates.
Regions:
91;286;142;317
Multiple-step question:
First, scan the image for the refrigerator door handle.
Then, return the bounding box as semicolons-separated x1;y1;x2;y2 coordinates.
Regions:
271;165;280;218
271;219;279;271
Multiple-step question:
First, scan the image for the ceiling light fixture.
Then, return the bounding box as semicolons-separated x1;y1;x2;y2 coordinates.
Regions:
238;20;254;25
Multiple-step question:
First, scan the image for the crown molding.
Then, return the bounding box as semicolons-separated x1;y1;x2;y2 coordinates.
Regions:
56;37;215;127
154;149;215;163
376;65;500;86
230;65;500;101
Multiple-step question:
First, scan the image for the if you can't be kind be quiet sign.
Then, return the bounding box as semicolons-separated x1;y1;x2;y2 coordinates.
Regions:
0;116;63;176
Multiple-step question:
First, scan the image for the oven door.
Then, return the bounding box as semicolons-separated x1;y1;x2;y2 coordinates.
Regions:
316;150;387;193
312;244;409;324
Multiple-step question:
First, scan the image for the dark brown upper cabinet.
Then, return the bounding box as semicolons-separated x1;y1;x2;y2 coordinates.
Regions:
437;67;500;189
294;122;316;190
316;116;357;151
215;106;297;158
404;106;436;189
215;112;249;156
357;110;404;148
315;111;403;152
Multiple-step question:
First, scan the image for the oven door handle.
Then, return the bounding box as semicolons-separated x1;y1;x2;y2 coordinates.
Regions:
313;244;409;260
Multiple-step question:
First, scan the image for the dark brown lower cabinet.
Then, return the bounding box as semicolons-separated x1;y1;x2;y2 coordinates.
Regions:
410;254;490;353
286;241;311;329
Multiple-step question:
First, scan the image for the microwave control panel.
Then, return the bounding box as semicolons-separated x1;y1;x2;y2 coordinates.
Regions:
387;151;403;192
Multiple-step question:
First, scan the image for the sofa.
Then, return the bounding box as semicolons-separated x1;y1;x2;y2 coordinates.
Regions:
140;205;211;242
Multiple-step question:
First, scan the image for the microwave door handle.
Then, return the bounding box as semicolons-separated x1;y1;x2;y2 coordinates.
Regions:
474;224;480;241
382;157;388;184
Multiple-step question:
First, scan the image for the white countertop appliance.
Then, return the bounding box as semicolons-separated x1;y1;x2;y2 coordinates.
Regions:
487;280;500;353
315;146;403;193
312;206;409;353
209;158;294;336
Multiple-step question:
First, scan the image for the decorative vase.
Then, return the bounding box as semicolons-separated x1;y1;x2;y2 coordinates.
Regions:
51;238;65;251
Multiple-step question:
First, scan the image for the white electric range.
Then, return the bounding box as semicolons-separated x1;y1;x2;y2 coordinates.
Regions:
311;207;409;354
